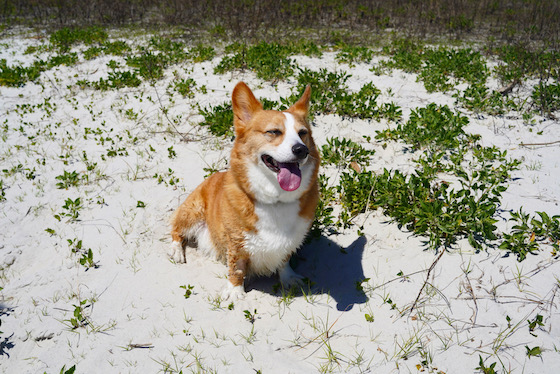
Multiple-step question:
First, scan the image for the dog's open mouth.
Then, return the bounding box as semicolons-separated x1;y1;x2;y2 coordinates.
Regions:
262;155;302;192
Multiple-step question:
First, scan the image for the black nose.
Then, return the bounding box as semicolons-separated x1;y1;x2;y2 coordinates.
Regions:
292;143;309;159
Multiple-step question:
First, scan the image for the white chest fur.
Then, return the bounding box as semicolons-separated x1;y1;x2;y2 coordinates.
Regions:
245;201;311;276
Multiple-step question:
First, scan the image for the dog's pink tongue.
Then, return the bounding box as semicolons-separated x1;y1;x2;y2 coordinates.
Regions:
277;162;302;191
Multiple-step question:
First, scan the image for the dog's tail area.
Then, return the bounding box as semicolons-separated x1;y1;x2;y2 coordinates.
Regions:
169;188;206;263
170;189;205;243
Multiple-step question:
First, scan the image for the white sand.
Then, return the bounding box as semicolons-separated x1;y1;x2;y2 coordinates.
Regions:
1;30;559;373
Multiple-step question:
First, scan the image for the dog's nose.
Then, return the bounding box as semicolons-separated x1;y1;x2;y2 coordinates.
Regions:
292;143;309;159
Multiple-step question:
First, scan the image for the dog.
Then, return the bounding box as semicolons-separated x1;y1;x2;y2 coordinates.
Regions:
170;82;319;300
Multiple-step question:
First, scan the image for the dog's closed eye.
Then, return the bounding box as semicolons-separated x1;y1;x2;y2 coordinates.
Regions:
266;129;282;136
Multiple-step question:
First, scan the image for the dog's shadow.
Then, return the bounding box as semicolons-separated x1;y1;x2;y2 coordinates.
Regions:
247;235;368;311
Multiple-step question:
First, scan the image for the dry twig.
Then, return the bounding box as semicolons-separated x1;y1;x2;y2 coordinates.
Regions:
409;249;446;314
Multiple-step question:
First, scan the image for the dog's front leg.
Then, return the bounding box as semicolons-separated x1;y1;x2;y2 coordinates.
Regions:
222;246;249;301
278;259;305;287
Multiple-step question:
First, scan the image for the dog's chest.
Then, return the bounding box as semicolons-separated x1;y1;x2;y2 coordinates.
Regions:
244;201;311;275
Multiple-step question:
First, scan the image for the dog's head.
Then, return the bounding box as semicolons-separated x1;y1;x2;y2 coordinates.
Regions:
230;82;319;203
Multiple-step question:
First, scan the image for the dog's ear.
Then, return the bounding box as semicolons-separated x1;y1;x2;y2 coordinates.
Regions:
288;85;311;117
232;82;262;129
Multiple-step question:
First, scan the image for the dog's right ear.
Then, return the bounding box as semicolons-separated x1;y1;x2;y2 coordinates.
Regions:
232;82;262;131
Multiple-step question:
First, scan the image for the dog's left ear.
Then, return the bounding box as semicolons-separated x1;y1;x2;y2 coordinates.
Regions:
232;82;263;127
289;85;311;117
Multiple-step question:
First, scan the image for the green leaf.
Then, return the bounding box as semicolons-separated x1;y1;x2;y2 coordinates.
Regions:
526;345;542;358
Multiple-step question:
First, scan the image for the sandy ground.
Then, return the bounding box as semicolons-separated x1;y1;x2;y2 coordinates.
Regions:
1;29;559;373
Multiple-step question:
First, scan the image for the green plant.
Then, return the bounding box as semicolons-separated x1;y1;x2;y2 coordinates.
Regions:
337;170;376;220
55;170;81;189
337;129;519;249
215;42;295;82
492;45;560;85
379;43;489;93
188;44;216;62
83;46;102;60
454;83;515;115
419;47;489;92
172;77;197;98
180;284;195;299
126;51;167;80
79;249;98;269
55;197;82;221
0;180;6;202
153;168;180;187
59;365;76;374
102;40;131;56
525;346;542;358
335;45;374;66
376;103;472;151
243;309;257;324
49;26;108;52
379;38;424;73
532;82;560;117
148;36;188;64
167;146;177;159
500;210;559;261
67;238;98;269
198;102;234;137
68;299;89;329
288;69;401;120
79;70;142;90
289;68;350;115
321;137;375;169
0;59;41;87
528;314;544;336
67;238;83;254
476;355;498;374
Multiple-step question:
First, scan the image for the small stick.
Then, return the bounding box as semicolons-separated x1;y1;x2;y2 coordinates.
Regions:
463;269;479;325
409;248;446;314
128;343;153;349
520;140;560;147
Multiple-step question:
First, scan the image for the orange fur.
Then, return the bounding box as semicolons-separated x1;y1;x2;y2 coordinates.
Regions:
170;82;319;294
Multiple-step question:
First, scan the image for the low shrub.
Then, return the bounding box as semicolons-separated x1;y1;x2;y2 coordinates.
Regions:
198;102;234;137
214;41;295;82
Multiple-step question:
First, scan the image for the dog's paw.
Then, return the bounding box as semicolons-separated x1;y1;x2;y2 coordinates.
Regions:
221;283;246;301
168;241;186;263
278;263;305;287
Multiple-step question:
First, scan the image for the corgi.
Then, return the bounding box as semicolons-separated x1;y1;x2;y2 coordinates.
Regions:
170;82;319;300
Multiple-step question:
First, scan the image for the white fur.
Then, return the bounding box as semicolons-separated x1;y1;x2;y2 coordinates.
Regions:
187;223;216;259
169;240;185;263
278;261;305;286
245;201;311;276
222;282;245;301
171;222;217;263
247;112;315;204
274;113;305;162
